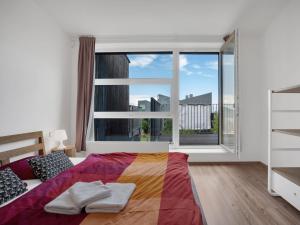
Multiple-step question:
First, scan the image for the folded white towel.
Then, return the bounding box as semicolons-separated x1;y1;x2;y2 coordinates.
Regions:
44;190;81;215
69;181;111;208
85;183;136;213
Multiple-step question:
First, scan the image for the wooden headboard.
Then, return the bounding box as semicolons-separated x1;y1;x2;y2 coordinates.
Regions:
0;131;45;165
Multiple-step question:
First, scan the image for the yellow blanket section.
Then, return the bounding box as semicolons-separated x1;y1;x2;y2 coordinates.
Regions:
80;153;169;225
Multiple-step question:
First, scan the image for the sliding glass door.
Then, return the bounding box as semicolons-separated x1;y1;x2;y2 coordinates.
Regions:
220;31;239;154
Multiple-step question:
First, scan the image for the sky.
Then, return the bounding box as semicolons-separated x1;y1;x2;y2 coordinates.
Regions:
127;53;219;105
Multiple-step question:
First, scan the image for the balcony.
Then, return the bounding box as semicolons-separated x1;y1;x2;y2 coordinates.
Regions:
179;104;219;145
94;103;234;146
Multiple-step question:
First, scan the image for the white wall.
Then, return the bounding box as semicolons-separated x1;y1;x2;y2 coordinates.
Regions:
0;0;72;152
259;0;300;165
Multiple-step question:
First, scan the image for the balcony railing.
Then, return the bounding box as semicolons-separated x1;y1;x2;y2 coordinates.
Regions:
179;104;218;132
94;103;234;145
179;103;234;145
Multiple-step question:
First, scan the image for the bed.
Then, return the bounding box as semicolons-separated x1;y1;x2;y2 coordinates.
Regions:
0;131;206;225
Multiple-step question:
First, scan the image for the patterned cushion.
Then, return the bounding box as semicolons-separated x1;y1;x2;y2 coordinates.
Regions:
0;168;27;205
28;152;73;181
0;156;36;180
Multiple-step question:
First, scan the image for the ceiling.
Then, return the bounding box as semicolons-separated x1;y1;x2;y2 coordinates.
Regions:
33;0;289;40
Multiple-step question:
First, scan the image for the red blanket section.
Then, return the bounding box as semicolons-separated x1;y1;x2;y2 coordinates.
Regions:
0;152;202;225
0;153;136;225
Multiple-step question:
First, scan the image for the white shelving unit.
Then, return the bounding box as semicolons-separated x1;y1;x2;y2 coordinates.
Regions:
268;85;300;210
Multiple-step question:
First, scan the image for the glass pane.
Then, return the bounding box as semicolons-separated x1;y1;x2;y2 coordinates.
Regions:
221;35;236;151
94;119;172;142
95;53;172;78
94;85;170;112
179;53;219;145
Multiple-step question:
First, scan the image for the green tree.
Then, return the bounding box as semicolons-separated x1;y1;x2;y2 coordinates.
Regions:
162;119;172;135
211;113;219;133
142;119;149;134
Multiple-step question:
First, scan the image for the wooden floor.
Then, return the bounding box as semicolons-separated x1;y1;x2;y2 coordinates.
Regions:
189;163;300;225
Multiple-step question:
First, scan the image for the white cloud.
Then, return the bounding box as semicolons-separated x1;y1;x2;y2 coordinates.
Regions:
180;55;193;75
201;73;214;78
192;64;201;69
179;55;188;69
205;61;218;70
130;54;158;67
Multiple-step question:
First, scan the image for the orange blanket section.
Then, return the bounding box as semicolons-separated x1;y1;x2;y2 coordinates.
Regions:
81;153;201;225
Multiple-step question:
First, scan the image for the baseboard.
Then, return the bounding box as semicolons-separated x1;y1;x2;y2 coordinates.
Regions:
189;161;263;165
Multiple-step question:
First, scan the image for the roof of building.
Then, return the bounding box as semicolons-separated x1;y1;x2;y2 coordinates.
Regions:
179;92;212;105
138;100;150;104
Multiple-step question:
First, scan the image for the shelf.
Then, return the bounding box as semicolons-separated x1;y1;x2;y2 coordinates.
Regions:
273;167;300;186
272;109;300;112
272;147;300;151
273;85;300;93
272;129;300;137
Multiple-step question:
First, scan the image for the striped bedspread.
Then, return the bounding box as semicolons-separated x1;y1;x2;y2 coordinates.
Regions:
0;153;203;225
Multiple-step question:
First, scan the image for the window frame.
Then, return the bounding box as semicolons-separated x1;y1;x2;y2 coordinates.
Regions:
92;48;220;148
219;31;240;156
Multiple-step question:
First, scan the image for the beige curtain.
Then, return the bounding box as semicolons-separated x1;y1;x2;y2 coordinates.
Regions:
75;36;95;151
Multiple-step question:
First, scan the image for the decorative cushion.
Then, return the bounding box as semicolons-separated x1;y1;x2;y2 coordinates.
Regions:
28;151;73;181
0;168;27;205
0;156;36;180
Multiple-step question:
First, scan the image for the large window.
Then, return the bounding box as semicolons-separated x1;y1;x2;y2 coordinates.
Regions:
93;39;238;152
94;53;173;142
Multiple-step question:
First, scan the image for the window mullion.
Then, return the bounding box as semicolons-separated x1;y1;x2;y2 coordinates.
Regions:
172;51;180;147
95;78;172;85
94;112;172;119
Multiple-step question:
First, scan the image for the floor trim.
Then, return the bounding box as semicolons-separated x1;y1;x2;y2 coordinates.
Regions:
189;161;264;165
